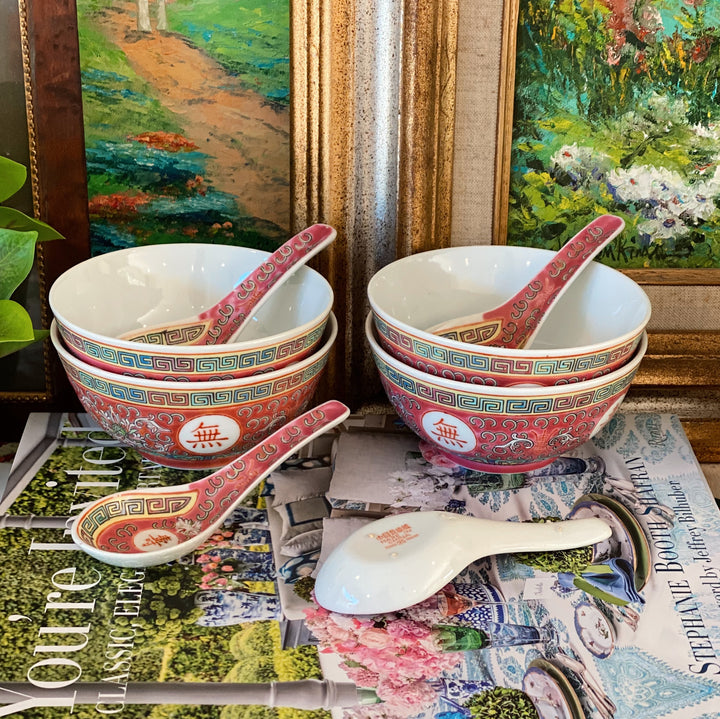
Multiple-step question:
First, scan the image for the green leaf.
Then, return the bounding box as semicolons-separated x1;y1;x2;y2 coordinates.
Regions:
0;157;64;358
0;328;48;358
0;298;48;357
0;207;64;241
0;228;38;299
0;300;34;340
0;156;27;203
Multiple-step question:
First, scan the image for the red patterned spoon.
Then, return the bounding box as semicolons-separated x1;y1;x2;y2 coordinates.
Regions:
427;215;624;350
121;223;336;345
71;400;349;567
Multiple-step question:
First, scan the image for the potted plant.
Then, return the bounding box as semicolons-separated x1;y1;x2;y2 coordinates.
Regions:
0;155;63;358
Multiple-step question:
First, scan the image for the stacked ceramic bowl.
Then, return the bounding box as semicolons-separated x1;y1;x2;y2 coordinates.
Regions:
49;242;336;470
366;244;651;473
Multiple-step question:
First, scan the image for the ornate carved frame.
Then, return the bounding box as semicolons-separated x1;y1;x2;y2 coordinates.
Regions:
1;0;89;429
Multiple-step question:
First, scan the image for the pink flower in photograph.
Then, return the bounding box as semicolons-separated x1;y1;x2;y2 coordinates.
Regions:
385;618;433;640
341;663;381;687
376;676;438;710
419;440;460;468
357;627;395;649
304;599;464;715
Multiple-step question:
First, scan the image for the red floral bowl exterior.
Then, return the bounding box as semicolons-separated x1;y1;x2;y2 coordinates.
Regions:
366;313;647;473
373;311;642;386
51;314;337;470
56;315;329;382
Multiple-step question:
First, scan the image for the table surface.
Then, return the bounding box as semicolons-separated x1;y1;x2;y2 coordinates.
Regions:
703;463;720;500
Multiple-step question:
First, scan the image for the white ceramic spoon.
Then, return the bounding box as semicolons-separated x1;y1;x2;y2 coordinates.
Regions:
71;400;349;568
427;214;624;350
314;510;611;614
121;223;336;345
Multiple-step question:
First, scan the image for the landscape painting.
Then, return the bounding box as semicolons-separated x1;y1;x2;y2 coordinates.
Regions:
76;0;290;256
506;0;720;270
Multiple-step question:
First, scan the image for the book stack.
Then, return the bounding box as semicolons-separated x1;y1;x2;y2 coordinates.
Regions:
1;411;719;718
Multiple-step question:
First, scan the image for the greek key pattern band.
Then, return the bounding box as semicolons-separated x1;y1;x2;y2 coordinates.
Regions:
77;493;196;544
63;355;329;407
59;319;326;375
374;315;638;377
373;353;636;413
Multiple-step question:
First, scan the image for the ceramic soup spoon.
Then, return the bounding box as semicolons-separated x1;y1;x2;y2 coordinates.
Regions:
122;223;336;345
427;214;624;350
314;510;612;614
71;400;349;568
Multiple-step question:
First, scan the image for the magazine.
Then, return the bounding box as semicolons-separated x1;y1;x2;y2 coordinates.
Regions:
0;413;353;719
1;411;720;719
313;413;720;719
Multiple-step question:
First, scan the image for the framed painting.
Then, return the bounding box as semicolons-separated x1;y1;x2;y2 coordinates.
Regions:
0;0;293;437
75;0;291;255
494;0;720;284
489;0;720;460
2;0;458;435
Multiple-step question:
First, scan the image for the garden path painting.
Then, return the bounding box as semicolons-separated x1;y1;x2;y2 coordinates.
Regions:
77;0;290;256
508;0;720;269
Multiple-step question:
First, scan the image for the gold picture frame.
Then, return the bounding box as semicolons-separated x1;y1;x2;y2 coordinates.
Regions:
491;0;720;461
290;0;459;408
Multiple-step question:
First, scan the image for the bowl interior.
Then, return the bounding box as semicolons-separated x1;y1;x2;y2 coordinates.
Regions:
50;243;333;342
368;245;650;350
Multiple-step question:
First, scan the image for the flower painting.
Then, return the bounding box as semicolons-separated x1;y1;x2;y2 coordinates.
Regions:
507;0;720;269
76;0;290;256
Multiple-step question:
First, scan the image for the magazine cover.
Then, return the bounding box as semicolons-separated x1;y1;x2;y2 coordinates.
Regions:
310;413;720;719
0;413;351;719
1;411;720;718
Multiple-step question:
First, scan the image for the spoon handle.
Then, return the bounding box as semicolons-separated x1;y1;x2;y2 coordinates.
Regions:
429;214;624;349
194;399;349;503
458;515;613;556
199;223;337;344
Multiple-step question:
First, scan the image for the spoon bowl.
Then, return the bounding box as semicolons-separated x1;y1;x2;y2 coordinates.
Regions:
314;510;612;614
71;400;350;567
